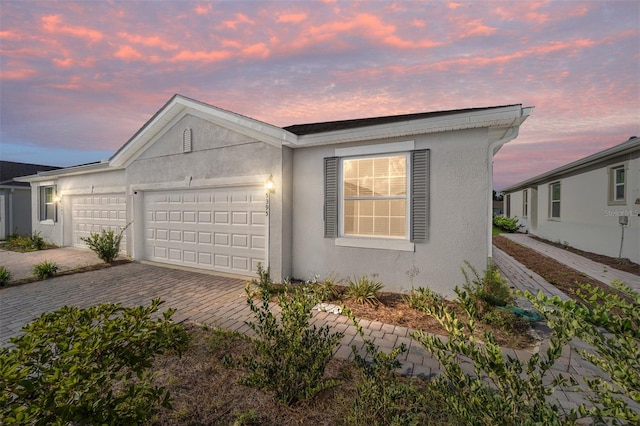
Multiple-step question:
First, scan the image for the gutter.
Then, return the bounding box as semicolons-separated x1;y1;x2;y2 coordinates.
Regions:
486;106;534;262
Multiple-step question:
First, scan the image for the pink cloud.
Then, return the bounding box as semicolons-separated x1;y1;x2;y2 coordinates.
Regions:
41;14;103;43
117;32;179;50
241;43;270;59
493;2;551;25
171;49;232;62
114;45;144;61
194;4;212;15
448;2;463;9
1;67;37;80
0;30;22;40
222;13;255;30
277;13;307;24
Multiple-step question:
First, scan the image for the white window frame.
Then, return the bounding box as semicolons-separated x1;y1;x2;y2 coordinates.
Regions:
39;185;57;223
608;164;626;205
522;189;528;218
549;181;561;220
334;141;415;252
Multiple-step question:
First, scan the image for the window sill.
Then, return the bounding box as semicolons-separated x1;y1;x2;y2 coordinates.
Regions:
608;200;626;206
39;220;56;225
548;217;561;222
336;237;415;252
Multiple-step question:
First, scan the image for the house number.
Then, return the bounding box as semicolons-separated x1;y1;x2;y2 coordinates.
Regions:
265;193;270;217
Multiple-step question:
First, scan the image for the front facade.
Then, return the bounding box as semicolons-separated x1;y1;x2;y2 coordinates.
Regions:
19;95;531;297
503;137;639;262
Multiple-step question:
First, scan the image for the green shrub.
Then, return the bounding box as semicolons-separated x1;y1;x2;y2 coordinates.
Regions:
343;309;431;425
460;261;514;310
524;281;640;424
308;274;341;302
413;292;578;425
32;260;59;279
492;215;522;233
346;276;384;306
81;222;131;263
403;286;443;310
0;298;189;425
237;268;344;405
0;266;11;286
4;232;50;252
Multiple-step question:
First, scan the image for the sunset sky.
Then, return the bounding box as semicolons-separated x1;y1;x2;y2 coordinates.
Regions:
1;1;638;190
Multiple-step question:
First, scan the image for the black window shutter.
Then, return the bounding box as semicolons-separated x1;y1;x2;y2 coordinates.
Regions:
324;157;339;238
411;150;429;243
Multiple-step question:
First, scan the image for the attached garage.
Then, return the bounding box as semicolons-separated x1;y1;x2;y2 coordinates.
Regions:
71;194;127;249
142;186;266;277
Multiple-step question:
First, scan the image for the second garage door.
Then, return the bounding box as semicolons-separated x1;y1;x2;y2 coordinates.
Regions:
71;194;127;249
143;186;266;276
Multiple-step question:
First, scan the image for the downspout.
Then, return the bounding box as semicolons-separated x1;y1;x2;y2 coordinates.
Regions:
487;126;519;264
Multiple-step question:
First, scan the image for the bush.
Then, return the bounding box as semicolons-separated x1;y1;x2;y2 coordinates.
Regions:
4;232;49;252
403;286;443;310
0;266;11;286
32;260;59;279
237;267;344;405
343;309;431;425
307;274;342;302
413;290;577;425
524;281;640;424
0;298;189;425
81;222;131;263
493;215;522;233
346;276;384;306
459;261;514;311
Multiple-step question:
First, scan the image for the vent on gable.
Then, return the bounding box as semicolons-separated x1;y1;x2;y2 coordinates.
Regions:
183;128;192;153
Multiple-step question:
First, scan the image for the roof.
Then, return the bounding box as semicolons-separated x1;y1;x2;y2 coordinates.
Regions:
0;161;61;186
502;136;640;193
284;105;522;136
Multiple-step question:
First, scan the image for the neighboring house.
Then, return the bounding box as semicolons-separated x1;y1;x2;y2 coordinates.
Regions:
502;137;639;261
0;161;61;239
492;200;504;216
17;95;532;297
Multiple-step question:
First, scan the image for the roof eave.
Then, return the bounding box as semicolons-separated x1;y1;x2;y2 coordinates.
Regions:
293;105;532;147
14;161;114;183
502;137;640;192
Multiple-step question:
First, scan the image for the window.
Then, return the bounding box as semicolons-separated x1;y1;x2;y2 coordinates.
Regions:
40;185;57;222
609;165;626;204
324;146;429;250
522;189;528;217
342;154;408;238
505;194;511;217
549;182;560;219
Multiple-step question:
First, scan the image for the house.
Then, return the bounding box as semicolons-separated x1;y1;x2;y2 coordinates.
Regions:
0;161;61;239
502;137;639;262
17;95;532;297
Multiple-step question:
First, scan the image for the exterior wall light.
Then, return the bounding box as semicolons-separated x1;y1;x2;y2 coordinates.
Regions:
53;195;62;204
265;175;275;193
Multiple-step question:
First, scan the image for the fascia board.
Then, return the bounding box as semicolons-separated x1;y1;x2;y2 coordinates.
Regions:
294;105;529;147
110;95;297;167
502;137;640;193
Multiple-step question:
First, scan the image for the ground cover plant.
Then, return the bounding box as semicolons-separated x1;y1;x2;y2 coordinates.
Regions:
32;260;58;279
0;298;189;425
2;232;54;252
0;266;11;286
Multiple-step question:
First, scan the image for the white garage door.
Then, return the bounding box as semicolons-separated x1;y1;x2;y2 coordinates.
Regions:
143;187;266;276
71;194;127;249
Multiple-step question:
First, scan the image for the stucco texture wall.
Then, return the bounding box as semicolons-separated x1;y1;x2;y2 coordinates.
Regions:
291;128;492;298
533;157;639;262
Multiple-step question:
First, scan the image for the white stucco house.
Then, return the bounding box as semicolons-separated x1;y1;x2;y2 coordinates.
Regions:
17;95;532;297
502;137;639;262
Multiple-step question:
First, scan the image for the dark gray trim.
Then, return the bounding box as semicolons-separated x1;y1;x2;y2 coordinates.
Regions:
324;157;339;238
411;150;430;243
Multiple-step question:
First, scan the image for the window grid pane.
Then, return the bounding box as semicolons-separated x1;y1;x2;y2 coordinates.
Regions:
343;155;407;238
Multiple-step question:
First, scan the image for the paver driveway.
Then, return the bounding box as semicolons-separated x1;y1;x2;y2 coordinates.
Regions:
0;262;253;345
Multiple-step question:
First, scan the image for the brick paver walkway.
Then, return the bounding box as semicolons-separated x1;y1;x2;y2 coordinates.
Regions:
1;245;637;416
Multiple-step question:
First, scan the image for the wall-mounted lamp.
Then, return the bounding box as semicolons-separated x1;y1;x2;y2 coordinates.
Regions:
265;175;275;193
53;195;62;204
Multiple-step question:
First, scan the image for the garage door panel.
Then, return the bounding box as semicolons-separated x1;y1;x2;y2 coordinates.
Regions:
71;194;127;249
144;186;265;276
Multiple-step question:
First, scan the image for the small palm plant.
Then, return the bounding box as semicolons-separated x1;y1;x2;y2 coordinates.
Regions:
346;276;384;306
0;266;12;286
33;261;59;279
